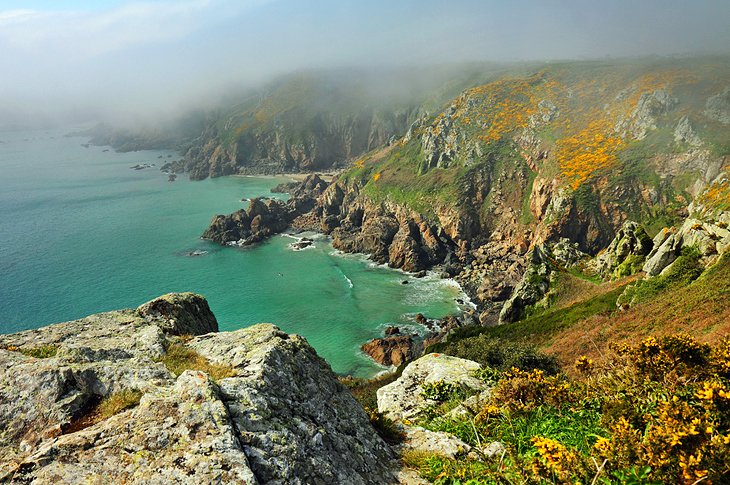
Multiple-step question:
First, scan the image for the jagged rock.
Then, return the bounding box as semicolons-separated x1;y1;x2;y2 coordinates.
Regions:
0;298;396;484
377;353;487;421
498;245;555;324
704;87;730;125
15;371;258;484
189;326;395;484
388;222;429;272
137;292;218;335
674;116;703;146
592;221;653;279
615;89;678;140
550;238;588;267
643;214;730;276
398;426;471;460
361;335;421;367
643;229;681;276
203;198;295;247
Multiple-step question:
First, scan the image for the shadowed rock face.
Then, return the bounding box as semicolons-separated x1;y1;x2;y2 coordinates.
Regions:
0;293;396;484
137;292;218;335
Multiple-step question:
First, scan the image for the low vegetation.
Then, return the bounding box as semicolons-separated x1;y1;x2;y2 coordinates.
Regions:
65;389;143;433
1;344;59;358
156;342;236;381
406;334;730;484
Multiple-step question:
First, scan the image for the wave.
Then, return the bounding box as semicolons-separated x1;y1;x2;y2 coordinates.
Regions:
333;263;354;289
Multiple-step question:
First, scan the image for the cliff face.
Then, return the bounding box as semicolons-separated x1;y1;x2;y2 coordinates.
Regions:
287;59;730;320
0;293;395;484
200;58;730;325
183;107;418;179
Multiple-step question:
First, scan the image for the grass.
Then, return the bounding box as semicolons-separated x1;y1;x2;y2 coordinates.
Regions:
1;344;59;358
431;284;626;355
65;389;143;434
546;251;730;369
156;342;236;381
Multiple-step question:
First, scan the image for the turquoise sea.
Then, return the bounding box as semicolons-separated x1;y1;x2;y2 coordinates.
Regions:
0;127;468;377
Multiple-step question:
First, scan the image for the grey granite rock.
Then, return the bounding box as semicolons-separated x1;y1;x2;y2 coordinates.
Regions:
377;353;487;422
0;295;396;484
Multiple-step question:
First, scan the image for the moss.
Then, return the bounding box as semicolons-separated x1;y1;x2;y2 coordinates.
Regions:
614;254;646;278
18;345;58;359
156;342;236;381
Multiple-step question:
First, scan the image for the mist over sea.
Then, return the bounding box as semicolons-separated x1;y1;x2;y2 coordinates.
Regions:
0;128;466;377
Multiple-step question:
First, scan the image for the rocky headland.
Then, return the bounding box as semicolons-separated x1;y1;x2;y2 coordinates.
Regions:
0;293;396;484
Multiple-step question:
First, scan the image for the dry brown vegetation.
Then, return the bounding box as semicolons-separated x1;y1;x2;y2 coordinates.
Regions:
545;255;730;372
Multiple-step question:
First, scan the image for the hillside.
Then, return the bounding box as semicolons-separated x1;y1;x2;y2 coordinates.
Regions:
229;57;720;325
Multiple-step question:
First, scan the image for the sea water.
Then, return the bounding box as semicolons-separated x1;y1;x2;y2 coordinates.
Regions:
0;127;467;377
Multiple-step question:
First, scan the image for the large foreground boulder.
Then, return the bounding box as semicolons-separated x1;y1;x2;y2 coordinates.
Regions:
0;294;395;484
377;353;488;422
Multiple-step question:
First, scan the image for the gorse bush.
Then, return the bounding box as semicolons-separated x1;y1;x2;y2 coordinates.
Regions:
408;333;730;484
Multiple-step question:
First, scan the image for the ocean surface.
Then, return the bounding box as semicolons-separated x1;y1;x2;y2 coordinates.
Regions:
0;127;468;377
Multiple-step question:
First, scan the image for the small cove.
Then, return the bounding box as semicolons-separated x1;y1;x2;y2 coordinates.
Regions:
0;127;469;377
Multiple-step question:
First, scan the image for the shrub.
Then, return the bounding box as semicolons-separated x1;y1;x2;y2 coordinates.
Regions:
421;380;459;402
406;333;730;484
433;334;560;375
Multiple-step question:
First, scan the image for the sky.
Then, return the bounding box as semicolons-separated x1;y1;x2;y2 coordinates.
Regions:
1;0;730;125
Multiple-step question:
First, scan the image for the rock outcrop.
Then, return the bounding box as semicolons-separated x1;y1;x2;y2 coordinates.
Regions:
377;353;488;422
203;198;298;247
643;212;730;276
704;87;730;125
0;294;395;484
591;221;653;279
499;240;587;323
361;335;421;367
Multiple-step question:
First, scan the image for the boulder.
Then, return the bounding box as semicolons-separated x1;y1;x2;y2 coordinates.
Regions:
361;335;420;367
399;426;471;460
377;353;487;421
137;292;218;335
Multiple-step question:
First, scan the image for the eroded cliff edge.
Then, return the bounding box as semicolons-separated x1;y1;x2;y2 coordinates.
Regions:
0;293;395;484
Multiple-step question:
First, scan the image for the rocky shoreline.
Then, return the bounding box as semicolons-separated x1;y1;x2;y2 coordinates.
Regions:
201;171;730;369
201;173;482;368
